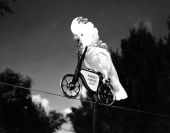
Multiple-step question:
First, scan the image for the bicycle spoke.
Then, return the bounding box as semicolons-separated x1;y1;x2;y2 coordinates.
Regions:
73;89;78;94
74;85;80;87
61;84;69;87
69;90;73;95
63;79;68;84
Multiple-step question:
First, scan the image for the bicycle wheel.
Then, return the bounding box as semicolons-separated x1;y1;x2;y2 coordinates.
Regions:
60;74;81;99
97;83;115;105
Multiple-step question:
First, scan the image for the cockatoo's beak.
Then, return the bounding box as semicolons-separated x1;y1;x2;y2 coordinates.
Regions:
73;35;82;48
73;35;80;42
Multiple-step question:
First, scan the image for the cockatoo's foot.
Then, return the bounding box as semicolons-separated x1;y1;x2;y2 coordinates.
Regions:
102;76;111;84
102;78;106;84
102;78;108;84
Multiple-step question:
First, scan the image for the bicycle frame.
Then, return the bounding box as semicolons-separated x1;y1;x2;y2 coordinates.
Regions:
71;46;103;92
60;45;115;105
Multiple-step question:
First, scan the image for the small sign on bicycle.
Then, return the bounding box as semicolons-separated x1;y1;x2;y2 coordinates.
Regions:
81;70;99;92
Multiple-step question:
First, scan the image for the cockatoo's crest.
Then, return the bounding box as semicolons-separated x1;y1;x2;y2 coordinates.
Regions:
71;17;99;48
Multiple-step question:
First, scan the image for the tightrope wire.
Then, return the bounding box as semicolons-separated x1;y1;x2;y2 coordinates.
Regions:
0;81;170;119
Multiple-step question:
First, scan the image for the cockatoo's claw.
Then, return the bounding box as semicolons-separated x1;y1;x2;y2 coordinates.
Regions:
103;78;111;84
102;78;107;84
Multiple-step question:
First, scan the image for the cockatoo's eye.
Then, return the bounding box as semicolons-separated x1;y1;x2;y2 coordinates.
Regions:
81;34;83;36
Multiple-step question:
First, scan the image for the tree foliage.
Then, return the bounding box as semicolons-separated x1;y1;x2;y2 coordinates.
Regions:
0;68;66;133
0;0;15;16
67;17;170;133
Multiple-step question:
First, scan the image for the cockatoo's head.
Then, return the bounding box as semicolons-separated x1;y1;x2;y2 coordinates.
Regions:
71;17;99;48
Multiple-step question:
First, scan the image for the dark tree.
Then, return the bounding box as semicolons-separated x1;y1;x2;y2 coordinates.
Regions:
0;68;66;133
165;16;170;45
48;110;66;132
0;0;15;16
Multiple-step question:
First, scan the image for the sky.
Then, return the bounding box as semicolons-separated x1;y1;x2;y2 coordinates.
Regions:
0;0;170;113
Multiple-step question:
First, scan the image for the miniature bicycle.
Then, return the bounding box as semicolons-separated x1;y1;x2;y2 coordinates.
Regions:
60;46;115;105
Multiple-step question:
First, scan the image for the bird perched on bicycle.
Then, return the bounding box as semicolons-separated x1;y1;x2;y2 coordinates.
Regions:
70;16;128;101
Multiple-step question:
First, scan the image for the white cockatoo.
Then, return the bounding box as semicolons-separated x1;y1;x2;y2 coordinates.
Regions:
70;17;128;101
